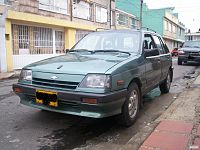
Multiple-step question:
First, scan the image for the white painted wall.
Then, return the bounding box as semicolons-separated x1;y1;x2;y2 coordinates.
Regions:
0;13;7;73
12;54;62;69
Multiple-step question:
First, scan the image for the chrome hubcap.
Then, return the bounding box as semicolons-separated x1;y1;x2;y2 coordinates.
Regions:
128;90;138;119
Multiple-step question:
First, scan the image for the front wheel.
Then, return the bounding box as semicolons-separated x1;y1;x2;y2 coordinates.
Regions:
119;82;141;127
159;70;172;94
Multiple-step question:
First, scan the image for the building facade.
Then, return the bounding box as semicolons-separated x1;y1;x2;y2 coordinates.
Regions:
116;0;185;50
161;9;185;50
185;32;200;41
0;0;116;72
115;9;139;30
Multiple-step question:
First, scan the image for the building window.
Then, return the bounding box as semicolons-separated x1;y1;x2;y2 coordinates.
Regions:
73;0;92;20
164;20;168;31
75;30;92;43
0;0;11;5
96;6;108;23
117;13;128;26
34;27;53;48
172;25;176;33
39;0;68;14
55;31;65;53
130;18;136;29
12;24;65;55
179;28;182;36
111;11;115;26
168;22;172;32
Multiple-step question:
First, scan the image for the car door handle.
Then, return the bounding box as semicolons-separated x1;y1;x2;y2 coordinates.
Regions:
157;57;161;62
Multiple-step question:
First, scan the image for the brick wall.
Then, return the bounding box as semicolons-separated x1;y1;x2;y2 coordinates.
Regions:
6;0;113;28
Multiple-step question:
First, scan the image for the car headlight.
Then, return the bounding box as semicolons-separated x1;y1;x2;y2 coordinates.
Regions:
19;70;32;81
79;74;111;88
179;50;185;54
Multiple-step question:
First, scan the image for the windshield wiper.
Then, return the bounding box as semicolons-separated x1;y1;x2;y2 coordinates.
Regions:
194;46;200;48
184;46;192;48
69;49;93;53
93;50;131;55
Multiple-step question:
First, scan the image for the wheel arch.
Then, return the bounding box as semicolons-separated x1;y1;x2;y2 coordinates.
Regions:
128;77;142;90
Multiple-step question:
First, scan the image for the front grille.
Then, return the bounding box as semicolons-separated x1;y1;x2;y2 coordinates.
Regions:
32;78;79;90
189;52;200;56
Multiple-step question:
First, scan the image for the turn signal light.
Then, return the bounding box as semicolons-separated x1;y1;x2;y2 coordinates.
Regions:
14;87;23;93
82;98;97;104
117;80;125;86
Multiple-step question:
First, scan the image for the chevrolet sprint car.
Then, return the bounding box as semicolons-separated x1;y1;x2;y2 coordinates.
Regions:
13;29;173;126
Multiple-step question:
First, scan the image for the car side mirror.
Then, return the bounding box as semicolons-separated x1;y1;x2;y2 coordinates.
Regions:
65;49;69;53
144;49;159;58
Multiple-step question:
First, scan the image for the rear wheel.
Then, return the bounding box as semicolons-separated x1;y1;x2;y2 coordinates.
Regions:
159;70;171;94
178;59;182;65
119;82;141;127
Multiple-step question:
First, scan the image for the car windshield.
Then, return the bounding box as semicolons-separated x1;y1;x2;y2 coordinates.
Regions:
72;32;140;53
183;41;200;48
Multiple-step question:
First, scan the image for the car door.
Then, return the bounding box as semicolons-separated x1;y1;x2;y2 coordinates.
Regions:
143;34;162;91
152;35;171;81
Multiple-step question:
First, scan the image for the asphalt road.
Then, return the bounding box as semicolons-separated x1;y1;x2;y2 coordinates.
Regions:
0;59;199;150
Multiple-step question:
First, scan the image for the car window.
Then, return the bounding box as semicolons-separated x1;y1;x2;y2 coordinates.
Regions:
152;35;165;54
143;34;156;50
159;37;169;54
183;41;200;48
73;32;140;53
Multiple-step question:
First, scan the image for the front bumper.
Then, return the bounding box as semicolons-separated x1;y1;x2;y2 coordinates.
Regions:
178;55;200;62
13;84;127;118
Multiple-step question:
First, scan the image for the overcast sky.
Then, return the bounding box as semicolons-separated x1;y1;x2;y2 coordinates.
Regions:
144;0;200;32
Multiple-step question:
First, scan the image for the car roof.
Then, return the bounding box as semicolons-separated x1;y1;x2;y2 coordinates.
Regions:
93;29;161;36
185;40;200;42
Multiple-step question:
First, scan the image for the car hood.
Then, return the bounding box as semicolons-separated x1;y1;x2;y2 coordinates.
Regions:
181;47;200;52
26;53;131;74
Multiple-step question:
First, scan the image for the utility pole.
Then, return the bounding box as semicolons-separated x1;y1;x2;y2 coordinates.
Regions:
70;0;73;21
140;0;143;29
109;0;112;29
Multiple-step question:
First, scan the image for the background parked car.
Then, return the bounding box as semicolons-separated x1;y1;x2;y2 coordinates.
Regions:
178;40;200;65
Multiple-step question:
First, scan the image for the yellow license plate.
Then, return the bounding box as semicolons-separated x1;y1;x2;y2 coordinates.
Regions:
36;90;58;107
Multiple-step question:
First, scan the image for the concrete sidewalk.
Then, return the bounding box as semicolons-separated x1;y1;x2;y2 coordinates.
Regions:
0;70;20;80
138;74;200;150
0;72;15;80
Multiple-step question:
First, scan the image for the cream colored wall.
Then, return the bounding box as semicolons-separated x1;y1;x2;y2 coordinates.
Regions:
5;19;13;72
5;10;101;71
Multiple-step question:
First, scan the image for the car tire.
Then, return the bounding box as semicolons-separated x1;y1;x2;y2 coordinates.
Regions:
118;82;141;127
178;59;182;65
159;70;171;94
184;61;187;64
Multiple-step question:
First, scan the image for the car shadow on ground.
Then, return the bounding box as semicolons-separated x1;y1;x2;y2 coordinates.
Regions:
34;88;166;150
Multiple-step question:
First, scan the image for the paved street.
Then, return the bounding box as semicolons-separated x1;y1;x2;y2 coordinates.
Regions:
0;59;199;150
